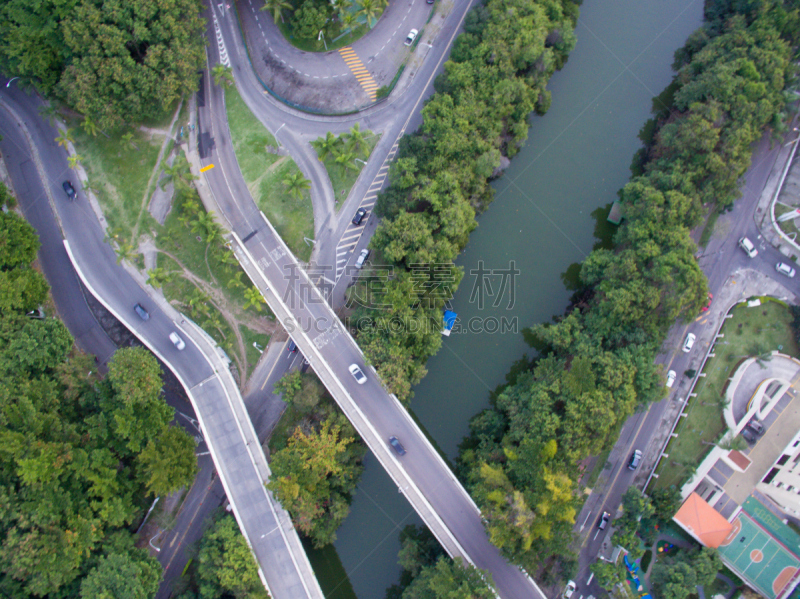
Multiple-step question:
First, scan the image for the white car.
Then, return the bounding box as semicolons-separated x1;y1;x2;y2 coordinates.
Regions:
404;29;418;46
349;363;367;384
776;262;796;278
682;332;696;353
666;370;677;388
169;331;186;350
355;248;369;269
739;237;758;258
563;580;576;599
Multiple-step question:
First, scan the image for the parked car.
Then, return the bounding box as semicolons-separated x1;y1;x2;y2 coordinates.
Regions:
352;207;367;226
62;180;77;201
563;581;577;599
598;511;610;530
665;370;677;388
355;248;369;269
741;428;757;445
169;331;186;350
133;303;149;321
404;29;418;46
628;449;643;470
388;436;406;456
349;363;367;384
682;332;696;353
776;262;796;278
747;419;765;436
739;237;758;258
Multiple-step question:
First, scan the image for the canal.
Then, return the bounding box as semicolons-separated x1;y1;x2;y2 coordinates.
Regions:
317;0;705;596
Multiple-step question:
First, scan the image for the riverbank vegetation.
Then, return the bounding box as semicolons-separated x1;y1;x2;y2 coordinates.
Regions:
457;0;798;576
0;207;197;597
267;371;367;547
0;0;205;132
355;0;580;405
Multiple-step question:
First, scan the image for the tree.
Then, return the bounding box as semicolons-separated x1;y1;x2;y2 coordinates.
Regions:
591;560;624;591
356;0;381;28
651;561;697;599
121;132;139;151
0;212;39;268
161;154;197;191
196;516;268;599
211;63;234;88
146;267;176;289
261;0;293;23
67;153;83;169
282;171;311;199
80;551;162;599
81;115;99;137
402;557;495;599
243;286;266;311
138;426;198;496
346;122;368;155
649;487;682;521
292;0;329;40
55;127;74;149
311;131;340;161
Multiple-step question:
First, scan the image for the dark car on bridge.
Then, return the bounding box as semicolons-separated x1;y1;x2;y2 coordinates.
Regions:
389;436;406;456
62;180;77;201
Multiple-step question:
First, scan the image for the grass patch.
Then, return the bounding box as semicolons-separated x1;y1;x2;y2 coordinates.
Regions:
269;403;300;453
240;324;270;370
699;207;721;248
71;125;161;243
654;301;800;490
775;203;800;241
314;131;380;208
225;86;313;261
641;549;653;573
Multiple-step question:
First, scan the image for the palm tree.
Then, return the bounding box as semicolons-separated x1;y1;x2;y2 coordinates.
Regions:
39;105;59;126
243;286;266;311
346;122;367;156
160;156;197;191
121;131;139;151
356;0;380;28
282;172;311;199
334;150;358;171
67;154;83;169
311;131;340;161
191;212;217;238
211;63;234;88
332;0;353;18
146;267;175;289
115;241;138;265
227;271;245;290
204;220;224;245
81;115;99;137
260;0;292;23
340;12;356;32
55;128;74;150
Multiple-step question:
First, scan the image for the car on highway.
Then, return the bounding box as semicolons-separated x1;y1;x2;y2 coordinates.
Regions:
349;363;367;384
355;248;369;269
598;511;610;530
62;180;77;201
741;427;757;445
628;449;642;470
388;436;406;455
352;207;367;226
287;339;297;353
776;262;796;278
133;303;149;321
563;580;576;599
739;237;758;258
665;370;677;388
404;29;418;46
169;331;186;350
682;332;696;353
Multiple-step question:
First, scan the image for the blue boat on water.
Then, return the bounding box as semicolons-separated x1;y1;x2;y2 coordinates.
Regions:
442;310;457;336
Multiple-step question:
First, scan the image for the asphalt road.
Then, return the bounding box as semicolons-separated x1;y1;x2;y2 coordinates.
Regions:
571;126;800;597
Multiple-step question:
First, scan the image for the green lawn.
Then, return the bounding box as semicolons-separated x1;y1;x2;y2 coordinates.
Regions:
654;299;799;490
775;203;800;244
72;126;162;243
314;131;380;209
240;325;270;371
225;86;313;262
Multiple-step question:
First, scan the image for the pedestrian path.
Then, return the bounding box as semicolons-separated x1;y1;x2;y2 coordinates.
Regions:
338;47;378;101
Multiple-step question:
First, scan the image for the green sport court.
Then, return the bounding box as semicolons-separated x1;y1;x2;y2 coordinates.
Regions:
719;509;800;599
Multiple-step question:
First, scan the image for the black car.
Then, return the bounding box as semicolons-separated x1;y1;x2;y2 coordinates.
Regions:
741;428;758;445
747;419;765;436
389;436;406;456
352;207;367;226
62;180;77;201
133;303;149;321
287;339;297;353
598;511;610;530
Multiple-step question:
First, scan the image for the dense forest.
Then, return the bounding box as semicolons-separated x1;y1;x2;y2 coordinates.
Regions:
458;0;799;575
0;193;198;598
352;0;800;580
0;0;205;131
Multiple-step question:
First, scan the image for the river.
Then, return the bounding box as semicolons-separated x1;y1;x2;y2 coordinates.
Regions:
313;0;705;596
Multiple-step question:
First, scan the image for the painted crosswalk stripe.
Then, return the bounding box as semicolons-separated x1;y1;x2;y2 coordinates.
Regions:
338;47;378;101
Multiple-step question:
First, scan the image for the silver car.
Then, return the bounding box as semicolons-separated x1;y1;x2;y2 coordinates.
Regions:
349;363;367;384
169;332;186;350
776;262;796;278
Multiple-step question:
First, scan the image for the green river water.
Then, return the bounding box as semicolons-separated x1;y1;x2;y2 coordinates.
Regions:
312;0;705;595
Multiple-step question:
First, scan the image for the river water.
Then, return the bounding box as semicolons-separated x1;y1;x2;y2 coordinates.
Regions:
314;0;705;596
